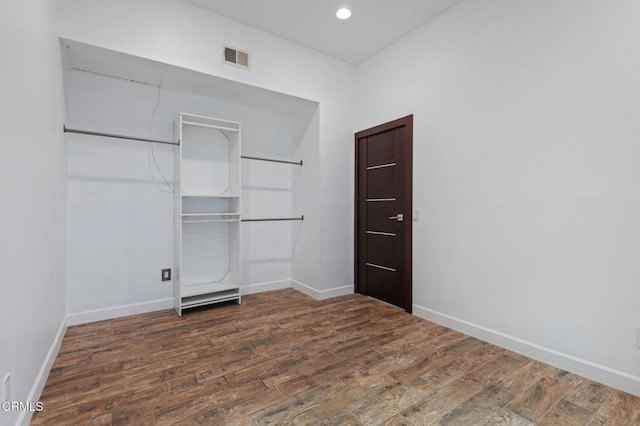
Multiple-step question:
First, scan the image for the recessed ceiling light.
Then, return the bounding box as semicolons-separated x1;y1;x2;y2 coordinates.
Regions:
336;8;351;20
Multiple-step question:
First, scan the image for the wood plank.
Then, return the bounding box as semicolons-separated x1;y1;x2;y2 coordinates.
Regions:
351;381;424;425
313;375;401;422
537;399;594;425
250;394;308;425
476;409;534;426
217;388;284;423
563;378;611;412
420;343;504;387
590;389;640;425
400;379;481;425
321;413;363;426
390;351;456;384
494;360;558;394
438;385;514;426
508;377;572;421
462;354;527;387
280;409;324;425
382;414;414;425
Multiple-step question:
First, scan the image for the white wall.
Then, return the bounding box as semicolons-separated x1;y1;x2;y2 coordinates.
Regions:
57;0;356;293
66;69;314;313
0;1;67;424
292;107;321;291
356;0;640;394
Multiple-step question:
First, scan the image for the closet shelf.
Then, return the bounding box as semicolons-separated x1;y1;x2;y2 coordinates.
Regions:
181;213;240;217
182;213;240;224
179;113;241;133
180;281;240;298
180;280;239;291
180;290;240;309
181;120;239;132
183;219;239;224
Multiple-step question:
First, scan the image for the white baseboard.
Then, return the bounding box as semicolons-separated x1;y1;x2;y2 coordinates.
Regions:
67;298;174;326
291;280;320;299
241;280;292;295
17;317;68;426
291;280;353;300
413;304;640;397
66;283;353;327
318;284;354;300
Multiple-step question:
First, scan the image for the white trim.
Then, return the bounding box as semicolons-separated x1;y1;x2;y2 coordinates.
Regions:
413;304;640;397
241;280;292;295
291;280;319;299
17;317;67;426
291;280;353;301
65;282;354;327
67;298;174;326
318;285;353;300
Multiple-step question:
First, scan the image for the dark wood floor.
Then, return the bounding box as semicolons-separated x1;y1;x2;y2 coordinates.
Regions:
32;289;640;425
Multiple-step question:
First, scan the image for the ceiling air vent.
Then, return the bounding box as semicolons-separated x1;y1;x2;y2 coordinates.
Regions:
224;46;250;69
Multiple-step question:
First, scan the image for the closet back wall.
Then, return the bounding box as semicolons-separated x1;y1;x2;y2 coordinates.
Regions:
66;69;305;315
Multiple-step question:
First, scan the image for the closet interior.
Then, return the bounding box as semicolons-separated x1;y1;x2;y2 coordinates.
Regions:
62;39;319;316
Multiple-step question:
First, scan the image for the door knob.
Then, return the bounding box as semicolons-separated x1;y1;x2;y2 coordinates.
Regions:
389;214;404;221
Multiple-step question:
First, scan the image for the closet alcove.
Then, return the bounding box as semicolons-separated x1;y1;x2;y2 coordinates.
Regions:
62;39;319;316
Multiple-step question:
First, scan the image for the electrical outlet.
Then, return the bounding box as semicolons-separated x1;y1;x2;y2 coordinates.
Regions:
162;268;171;282
2;373;10;402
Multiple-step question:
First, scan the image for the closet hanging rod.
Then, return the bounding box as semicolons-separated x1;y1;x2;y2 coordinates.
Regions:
63;127;304;167
241;155;303;166
242;215;304;222
63;125;178;146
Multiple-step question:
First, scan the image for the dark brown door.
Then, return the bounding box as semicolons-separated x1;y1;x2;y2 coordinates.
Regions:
355;115;413;312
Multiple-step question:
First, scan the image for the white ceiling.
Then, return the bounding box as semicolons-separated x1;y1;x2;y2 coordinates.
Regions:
181;0;465;64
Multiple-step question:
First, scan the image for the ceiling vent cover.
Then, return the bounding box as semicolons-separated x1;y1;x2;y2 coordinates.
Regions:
224;46;250;69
